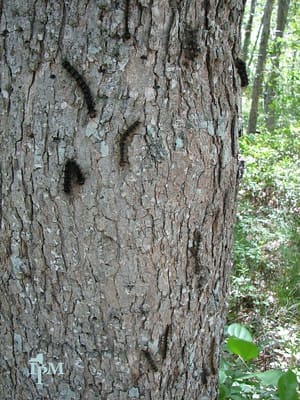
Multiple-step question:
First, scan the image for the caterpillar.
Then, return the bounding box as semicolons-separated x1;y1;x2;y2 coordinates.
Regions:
210;336;217;375
142;350;158;372
235;58;249;87
237;156;245;180
123;0;131;40
119;120;140;166
159;325;170;360
62;60;96;118
191;229;202;274
183;26;200;61
201;366;209;385
63;160;85;193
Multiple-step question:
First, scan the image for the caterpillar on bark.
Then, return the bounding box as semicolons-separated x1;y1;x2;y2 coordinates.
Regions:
63;160;85;193
62;60;96;117
123;0;131;39
183;25;200;61
159;325;170;360
235;58;249;87
142;350;158;372
119;120;140;166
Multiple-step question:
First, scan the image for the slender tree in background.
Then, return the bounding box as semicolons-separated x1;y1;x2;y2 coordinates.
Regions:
248;12;264;67
264;0;291;130
0;0;245;398
242;0;257;60
248;0;275;133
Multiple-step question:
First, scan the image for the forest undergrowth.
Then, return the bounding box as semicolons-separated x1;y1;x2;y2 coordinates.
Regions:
222;127;300;399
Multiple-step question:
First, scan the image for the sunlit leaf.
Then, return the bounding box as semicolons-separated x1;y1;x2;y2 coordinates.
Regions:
242;369;283;385
227;337;259;361
227;323;253;342
278;370;298;400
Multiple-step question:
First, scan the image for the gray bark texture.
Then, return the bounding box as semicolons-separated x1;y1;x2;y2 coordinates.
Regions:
0;0;244;399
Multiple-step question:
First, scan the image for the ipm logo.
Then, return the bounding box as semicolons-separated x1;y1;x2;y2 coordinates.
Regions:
29;353;64;385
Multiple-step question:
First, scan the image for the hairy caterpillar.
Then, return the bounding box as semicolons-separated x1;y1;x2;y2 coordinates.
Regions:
190;229;201;274
201;366;209;385
183;25;200;61
63;160;85;193
123;0;131;40
159;325;170;360
237;156;245;180
62;60;96;118
235;58;249;87
119;120;140;166
142;350;158;372
210;337;217;375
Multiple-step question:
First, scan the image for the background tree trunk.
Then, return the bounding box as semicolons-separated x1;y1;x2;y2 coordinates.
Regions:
247;0;275;133
0;1;244;398
264;0;291;130
242;0;257;60
248;14;263;67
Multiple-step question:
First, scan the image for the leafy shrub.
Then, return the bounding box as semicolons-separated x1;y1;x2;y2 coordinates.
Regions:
219;323;299;399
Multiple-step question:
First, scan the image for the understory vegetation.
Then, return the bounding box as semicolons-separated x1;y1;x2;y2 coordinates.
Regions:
221;128;300;399
220;0;300;398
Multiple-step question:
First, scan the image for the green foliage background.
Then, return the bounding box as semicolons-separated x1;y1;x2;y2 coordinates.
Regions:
223;0;300;398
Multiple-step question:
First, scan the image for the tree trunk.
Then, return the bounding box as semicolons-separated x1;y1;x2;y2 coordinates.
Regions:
264;0;290;130
242;0;257;60
247;0;275;133
248;14;263;67
0;1;243;399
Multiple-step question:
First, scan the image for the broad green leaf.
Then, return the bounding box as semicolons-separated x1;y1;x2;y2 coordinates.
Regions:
278;370;299;400
256;370;284;386
227;323;253;342
227;337;259;361
242;370;283;386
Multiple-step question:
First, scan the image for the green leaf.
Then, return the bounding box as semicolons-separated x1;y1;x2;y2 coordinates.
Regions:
242;370;283;386
278;370;299;400
256;370;284;386
219;368;227;384
230;394;246;400
219;384;229;399
227;323;253;342
227;337;259;361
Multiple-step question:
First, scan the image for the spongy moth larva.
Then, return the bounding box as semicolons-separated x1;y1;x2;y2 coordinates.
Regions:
183;25;200;61
123;0;131;40
63;161;73;193
63;160;85;194
191;229;202;274
119;140;127;167
62;60;96;118
210;336;217;374
159;325;170;360
142;350;158;372
119;120;140;166
235;58;249;87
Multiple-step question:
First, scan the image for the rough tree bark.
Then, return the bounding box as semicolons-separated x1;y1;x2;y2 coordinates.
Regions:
0;1;244;399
